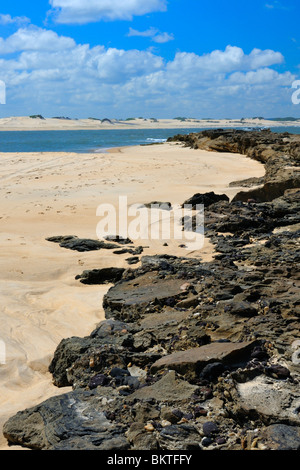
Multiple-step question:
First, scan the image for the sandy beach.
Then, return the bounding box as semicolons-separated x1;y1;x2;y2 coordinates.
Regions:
0;116;299;131
0;142;265;449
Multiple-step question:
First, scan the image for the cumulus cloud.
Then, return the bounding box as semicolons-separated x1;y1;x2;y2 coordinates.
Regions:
0;14;30;25
128;27;159;38
127;27;174;43
0;26;295;117
152;32;174;43
166;46;284;76
48;0;168;24
0;26;76;54
228;68;293;86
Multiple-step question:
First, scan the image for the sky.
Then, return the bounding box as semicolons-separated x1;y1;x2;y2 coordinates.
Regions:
0;0;299;119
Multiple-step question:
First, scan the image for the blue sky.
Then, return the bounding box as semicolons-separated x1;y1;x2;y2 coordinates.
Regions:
0;0;299;118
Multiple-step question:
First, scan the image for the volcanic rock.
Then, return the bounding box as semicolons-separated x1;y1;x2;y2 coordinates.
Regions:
46;235;119;251
75;267;125;285
150;341;257;377
182;191;229;209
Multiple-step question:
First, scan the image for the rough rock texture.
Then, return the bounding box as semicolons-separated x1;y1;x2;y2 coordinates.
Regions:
3;129;300;451
46;235;120;252
182;192;229;209
150;341;257;377
168;128;300;202
75;267;125;285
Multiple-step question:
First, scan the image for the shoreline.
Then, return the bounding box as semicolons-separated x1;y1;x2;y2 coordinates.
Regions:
0;116;299;132
0;142;266;449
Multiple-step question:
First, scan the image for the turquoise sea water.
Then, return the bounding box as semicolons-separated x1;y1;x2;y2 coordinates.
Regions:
0;126;299;153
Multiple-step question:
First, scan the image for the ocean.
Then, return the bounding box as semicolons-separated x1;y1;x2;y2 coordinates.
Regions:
0;126;299;153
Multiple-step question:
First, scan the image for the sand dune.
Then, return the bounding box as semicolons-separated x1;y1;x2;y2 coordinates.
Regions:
0;142;265;449
0;115;298;131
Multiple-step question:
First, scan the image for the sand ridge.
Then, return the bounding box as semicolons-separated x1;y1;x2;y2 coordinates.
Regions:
0;116;299;131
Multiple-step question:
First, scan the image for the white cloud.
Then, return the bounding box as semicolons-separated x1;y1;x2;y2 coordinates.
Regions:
152;32;174;43
0;14;30;25
127;27;174;43
265;1;289;10
228;68;293;86
0;26;295;117
244;48;284;69
0;26;76;54
48;0;167;24
166;46;284;76
128;27;159;38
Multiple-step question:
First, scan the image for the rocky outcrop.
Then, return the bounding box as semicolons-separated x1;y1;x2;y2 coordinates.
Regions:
3;129;300;451
46;235;120;252
168;128;300;202
182;192;229;208
75;267;125;285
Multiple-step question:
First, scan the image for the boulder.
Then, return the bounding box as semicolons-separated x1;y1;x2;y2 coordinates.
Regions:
234;375;300;424
129;370;198;402
182;192;229;209
46;235;119;251
261;424;300;451
150;341;257;377
3;388;129;451
75;267;125;285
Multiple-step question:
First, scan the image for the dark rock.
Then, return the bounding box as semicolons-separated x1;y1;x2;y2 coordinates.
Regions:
158;424;201;450
150;341;257;377
110;367;130;378
202;421;219;436
89;373;110;389
104;235;133;244
3;388;130;450
264;364;291;380
261;424;300;450
142;201;172;210
227;301;258;318
103;272;188;322
199;362;225;381
46;235;119;251
90;319;132;339
130;371;198;402
201;437;213;447
160;408;183;424
126;256;140;265
75;267;125;285
48;336;96;387
169;128;300;203
140;255;174;271
126;423;158;450
182;191;229;209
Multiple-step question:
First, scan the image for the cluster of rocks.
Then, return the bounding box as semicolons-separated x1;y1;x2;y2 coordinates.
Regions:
3;129;300;451
168;128;300;202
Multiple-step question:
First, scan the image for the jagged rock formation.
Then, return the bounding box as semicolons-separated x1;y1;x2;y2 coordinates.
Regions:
168;128;300;202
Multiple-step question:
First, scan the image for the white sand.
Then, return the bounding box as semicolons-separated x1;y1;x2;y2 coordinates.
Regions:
0;142;265;449
0;116;299;131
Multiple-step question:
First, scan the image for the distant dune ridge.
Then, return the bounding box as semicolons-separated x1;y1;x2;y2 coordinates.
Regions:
0;115;300;131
